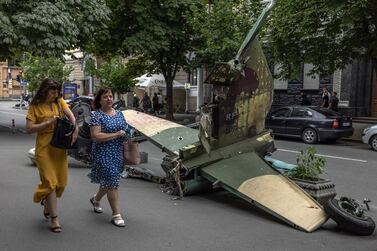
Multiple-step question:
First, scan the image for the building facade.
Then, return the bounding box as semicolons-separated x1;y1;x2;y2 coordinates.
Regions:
0;61;23;99
271;60;377;118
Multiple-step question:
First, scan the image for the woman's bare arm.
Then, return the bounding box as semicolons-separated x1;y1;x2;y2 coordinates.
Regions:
26;117;56;134
63;105;79;145
90;126;125;142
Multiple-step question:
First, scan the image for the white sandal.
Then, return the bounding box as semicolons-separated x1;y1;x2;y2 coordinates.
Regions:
111;214;125;227
90;196;103;213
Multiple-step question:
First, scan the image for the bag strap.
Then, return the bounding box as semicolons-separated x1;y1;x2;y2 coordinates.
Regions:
56;100;64;118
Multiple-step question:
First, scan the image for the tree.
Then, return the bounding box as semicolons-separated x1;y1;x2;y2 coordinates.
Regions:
89;0;202;120
268;0;377;77
20;53;73;92
84;56;150;95
190;0;377;78
0;0;110;60
188;0;261;69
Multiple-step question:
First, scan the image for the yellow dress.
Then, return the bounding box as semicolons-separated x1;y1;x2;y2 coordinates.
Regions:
26;98;69;203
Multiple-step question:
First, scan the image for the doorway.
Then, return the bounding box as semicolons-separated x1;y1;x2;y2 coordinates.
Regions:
372;63;377;118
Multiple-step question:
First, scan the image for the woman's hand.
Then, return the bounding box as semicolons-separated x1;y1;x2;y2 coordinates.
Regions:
71;125;79;146
46;116;58;126
117;130;126;138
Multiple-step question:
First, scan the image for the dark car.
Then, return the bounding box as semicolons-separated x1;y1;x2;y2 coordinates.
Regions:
265;106;354;144
65;95;125;110
65;95;94;108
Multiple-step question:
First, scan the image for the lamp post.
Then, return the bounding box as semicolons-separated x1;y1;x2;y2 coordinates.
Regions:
184;83;191;113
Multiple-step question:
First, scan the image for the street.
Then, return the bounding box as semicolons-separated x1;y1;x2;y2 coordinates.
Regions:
0;101;376;251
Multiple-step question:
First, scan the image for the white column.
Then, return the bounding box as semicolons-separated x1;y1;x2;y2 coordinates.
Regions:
332;69;341;95
303;64;319;90
273;64;288;89
197;67;204;111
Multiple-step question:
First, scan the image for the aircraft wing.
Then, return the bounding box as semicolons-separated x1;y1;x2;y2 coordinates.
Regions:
122;110;200;156
200;151;327;232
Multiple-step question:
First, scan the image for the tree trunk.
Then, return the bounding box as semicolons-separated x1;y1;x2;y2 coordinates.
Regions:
165;76;174;120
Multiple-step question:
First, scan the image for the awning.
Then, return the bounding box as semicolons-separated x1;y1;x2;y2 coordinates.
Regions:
134;74;185;89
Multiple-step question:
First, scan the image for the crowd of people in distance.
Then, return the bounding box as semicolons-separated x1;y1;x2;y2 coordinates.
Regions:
133;92;164;115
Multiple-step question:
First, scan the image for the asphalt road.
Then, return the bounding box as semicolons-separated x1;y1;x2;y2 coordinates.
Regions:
0;101;376;251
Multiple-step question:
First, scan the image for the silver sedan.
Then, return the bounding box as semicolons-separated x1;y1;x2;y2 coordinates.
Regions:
362;124;377;151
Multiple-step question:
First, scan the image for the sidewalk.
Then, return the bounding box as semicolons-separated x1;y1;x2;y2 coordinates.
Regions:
344;120;376;142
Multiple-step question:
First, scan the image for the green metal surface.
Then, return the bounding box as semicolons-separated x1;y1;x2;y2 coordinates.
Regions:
182;131;274;170
236;0;276;61
149;126;199;156
200;151;278;189
122;110;199;156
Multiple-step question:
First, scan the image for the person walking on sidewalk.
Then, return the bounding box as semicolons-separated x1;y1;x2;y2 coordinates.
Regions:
329;91;339;112
300;92;311;106
152;93;159;114
157;92;163;114
321;87;330;108
141;92;152;113
26;79;78;233
88;87;133;227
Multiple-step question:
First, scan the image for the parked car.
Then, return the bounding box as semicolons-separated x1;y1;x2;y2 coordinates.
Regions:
362;124;377;151
265;106;354;144
65;95;94;109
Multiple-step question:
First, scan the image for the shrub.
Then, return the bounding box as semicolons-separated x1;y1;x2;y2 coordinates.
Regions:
289;146;326;181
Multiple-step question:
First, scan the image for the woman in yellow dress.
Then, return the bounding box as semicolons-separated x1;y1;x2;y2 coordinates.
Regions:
26;79;78;233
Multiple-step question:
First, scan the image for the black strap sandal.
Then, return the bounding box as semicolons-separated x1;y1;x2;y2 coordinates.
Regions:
40;199;50;219
50;216;62;233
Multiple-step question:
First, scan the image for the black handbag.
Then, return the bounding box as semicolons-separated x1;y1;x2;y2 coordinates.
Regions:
50;103;77;149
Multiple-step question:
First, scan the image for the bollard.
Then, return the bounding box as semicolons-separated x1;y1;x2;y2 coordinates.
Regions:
11;119;15;134
363;198;371;211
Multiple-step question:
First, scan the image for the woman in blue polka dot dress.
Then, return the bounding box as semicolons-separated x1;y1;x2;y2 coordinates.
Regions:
88;88;132;227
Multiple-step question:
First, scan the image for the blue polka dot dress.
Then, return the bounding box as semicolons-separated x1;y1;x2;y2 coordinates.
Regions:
88;109;128;189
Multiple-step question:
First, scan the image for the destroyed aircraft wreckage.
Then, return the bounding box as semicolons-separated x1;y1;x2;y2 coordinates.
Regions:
122;0;328;232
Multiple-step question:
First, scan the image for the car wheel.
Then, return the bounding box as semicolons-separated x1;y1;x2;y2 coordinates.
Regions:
324;197;375;236
302;128;317;144
369;135;377;151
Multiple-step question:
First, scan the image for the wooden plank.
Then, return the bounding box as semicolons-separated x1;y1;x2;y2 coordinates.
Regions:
201;151;327;232
122;110;200;155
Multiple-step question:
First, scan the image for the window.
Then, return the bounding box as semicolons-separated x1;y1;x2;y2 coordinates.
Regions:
291;108;312;118
272;108;291;117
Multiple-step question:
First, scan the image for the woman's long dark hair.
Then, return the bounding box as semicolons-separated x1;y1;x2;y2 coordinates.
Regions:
93;88;114;110
30;79;61;105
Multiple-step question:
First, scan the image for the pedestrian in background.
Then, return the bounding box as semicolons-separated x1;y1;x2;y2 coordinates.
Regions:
321;87;330;108
132;93;140;110
152;93;159;114
141;92;152;113
300;92;311;106
157;92;163;114
88;87;132;227
26;79;78;233
329;91;339;112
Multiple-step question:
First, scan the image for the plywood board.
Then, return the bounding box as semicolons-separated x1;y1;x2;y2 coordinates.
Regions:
122;110;199;155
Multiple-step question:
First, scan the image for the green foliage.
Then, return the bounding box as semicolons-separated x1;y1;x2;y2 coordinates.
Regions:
20;53;73;92
189;0;377;77
289;147;326;181
84;56;149;94
268;0;377;77
89;0;202;119
0;0;110;59
188;0;261;68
